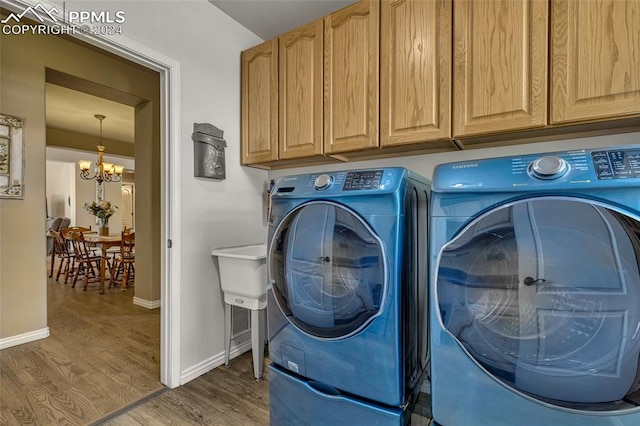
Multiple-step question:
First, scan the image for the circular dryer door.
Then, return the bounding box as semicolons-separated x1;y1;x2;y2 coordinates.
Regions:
269;201;385;339
436;197;640;409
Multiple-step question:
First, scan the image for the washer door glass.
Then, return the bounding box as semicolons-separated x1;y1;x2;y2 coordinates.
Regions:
436;198;640;409
269;202;385;339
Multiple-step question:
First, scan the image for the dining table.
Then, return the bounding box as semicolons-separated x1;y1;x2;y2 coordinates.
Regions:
83;233;122;294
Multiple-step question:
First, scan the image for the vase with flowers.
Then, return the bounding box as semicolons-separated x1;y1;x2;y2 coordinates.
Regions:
84;200;118;236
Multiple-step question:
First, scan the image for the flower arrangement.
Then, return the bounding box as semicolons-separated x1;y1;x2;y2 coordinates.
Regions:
84;200;118;226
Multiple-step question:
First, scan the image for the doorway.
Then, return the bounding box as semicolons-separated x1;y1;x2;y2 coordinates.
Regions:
122;183;135;230
36;28;180;387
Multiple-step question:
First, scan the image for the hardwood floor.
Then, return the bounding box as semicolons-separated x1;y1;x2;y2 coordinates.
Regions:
2;261;432;425
101;353;433;426
0;268;162;425
101;351;270;425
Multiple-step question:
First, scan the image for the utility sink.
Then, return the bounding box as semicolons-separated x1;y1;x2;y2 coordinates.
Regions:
211;243;267;307
211;243;268;380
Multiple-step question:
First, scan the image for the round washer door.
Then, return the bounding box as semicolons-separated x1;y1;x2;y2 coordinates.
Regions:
269;201;386;339
436;197;640;408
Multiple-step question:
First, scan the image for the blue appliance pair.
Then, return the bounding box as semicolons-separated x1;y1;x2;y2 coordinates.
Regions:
430;145;640;425
267;168;430;425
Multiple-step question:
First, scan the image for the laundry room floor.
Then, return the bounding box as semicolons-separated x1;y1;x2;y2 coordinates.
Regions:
99;351;433;425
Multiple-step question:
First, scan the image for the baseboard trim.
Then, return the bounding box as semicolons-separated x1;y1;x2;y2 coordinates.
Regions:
0;327;50;350
133;297;160;309
180;340;252;385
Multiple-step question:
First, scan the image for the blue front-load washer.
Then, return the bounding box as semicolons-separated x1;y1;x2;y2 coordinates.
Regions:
267;168;430;425
429;145;640;425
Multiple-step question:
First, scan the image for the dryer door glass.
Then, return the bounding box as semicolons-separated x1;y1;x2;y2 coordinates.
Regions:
270;202;385;339
436;198;640;409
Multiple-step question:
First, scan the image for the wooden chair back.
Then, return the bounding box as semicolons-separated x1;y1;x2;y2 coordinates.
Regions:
50;230;67;255
110;231;135;291
52;229;78;260
68;231;92;259
121;232;135;258
68;230;101;290
50;229;76;283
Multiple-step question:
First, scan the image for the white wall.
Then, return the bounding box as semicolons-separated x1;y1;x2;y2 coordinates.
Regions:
46;161;74;220
59;0;267;377
268;132;640;182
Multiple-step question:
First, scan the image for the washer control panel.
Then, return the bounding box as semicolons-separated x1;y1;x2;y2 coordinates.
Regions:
313;174;334;190
433;144;640;192
528;156;569;180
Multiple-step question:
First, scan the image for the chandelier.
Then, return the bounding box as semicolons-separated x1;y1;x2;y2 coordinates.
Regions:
78;114;124;183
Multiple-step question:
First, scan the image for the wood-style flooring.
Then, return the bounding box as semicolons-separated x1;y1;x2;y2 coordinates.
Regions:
2;261;432;425
101;355;432;425
101;351;270;425
0;269;162;425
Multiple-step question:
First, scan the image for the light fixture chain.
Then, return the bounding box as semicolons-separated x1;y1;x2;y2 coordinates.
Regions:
78;113;123;184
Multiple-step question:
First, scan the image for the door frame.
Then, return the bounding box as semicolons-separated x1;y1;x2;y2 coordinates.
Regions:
6;0;182;387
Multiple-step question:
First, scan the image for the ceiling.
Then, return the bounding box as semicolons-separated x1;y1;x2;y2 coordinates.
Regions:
209;0;357;40
46;83;135;144
46;1;357;149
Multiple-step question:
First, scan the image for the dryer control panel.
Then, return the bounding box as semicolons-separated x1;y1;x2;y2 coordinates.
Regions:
342;170;384;190
272;167;428;197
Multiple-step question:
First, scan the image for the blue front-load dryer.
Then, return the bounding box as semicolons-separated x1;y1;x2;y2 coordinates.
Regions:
267;168;430;425
429;145;640;425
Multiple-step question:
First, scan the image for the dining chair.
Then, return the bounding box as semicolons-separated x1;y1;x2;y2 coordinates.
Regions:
46;217;64;257
105;226;133;260
49;229;76;283
109;231;135;292
68;231;102;290
59;228;79;281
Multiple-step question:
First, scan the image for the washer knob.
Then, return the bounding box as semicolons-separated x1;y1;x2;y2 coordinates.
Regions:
529;156;568;179
314;174;333;190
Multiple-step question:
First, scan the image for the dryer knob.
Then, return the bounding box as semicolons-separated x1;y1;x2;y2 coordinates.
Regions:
529;156;568;179
314;174;333;190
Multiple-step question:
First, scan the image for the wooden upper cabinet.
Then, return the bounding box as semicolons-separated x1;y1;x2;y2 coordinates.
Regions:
381;0;451;147
241;39;278;165
279;20;324;160
551;0;640;124
453;0;548;138
324;0;379;154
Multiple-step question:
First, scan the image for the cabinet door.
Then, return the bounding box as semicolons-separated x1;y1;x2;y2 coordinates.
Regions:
241;39;278;165
551;0;640;124
324;0;379;154
381;0;451;146
453;0;548;138
279;20;324;160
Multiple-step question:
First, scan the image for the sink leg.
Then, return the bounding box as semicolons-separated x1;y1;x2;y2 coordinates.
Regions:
224;303;231;367
251;308;266;380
